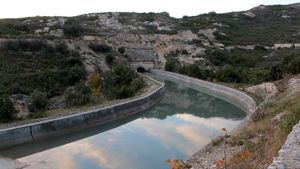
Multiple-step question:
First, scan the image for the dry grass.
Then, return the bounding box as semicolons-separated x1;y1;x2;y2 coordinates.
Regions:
225;90;300;169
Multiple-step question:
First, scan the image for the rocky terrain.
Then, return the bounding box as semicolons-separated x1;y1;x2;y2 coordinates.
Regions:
1;3;300;72
188;74;300;169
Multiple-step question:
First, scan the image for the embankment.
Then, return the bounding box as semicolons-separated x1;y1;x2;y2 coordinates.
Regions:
0;75;165;149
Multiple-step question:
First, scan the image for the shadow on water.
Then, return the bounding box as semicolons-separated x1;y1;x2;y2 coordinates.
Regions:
0;111;148;159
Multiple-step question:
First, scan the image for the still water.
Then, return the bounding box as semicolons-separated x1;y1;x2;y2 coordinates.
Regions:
2;81;246;169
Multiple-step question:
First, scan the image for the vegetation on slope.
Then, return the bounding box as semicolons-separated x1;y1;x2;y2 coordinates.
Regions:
222;89;300;168
165;47;300;84
0;39;86;97
0;38;145;122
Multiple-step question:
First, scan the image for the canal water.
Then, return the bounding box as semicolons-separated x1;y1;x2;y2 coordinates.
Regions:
1;80;246;169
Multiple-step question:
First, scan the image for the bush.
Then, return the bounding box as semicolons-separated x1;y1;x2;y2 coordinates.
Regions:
118;47;126;54
89;73;102;97
105;54;115;66
165;57;180;72
0;94;16;122
285;55;300;74
30;90;48;112
0;40;85;98
117;85;134;99
63;24;84;37
67;66;86;85
88;42;112;53
65;84;91;106
102;65;144;99
269;54;300;81
216;65;243;83
130;77;145;91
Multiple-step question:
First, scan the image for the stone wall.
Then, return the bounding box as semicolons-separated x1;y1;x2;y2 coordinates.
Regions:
268;121;300;169
0;75;165;149
150;69;257;115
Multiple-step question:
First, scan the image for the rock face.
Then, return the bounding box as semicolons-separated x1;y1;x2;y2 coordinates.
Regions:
268;121;300;169
177;30;198;41
287;75;300;96
97;13;124;30
245;82;279;100
10;94;30;118
198;28;216;41
126;48;157;62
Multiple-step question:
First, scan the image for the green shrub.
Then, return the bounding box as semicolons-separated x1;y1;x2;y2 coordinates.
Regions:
0;94;16;122
285;55;300;74
279;113;300;134
102;65;143;99
65;84;91;106
67;66;86;85
216;65;243;83
63;24;84;37
279;96;300;133
130;77;145;91
88;42;112;53
13;23;30;33
269;54;300;81
105;54;115;66
165;57;180;72
0;40;85;97
117;85;134;99
30;90;48;113
118;47;126;54
89;73;102;97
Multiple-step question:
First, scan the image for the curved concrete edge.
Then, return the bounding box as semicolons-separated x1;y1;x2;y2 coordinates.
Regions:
150;69;257;115
0;75;166;150
268;120;300;169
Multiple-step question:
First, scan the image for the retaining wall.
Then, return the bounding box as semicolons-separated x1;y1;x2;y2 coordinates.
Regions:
150;69;257;115
0;75;165;149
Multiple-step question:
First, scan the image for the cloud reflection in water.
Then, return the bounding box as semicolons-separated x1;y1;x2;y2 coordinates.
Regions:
19;113;241;169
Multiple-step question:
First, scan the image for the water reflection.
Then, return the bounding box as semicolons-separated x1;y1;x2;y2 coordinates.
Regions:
3;81;246;169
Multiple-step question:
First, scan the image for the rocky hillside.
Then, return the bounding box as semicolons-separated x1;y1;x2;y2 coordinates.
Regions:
0;3;300;119
1;4;300;82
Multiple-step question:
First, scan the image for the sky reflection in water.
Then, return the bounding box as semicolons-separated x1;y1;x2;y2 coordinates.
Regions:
18;81;246;169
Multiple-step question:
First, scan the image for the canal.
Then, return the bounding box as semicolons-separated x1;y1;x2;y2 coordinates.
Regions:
1;80;246;169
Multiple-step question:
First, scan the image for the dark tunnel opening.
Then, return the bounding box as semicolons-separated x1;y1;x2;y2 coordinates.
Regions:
137;67;146;72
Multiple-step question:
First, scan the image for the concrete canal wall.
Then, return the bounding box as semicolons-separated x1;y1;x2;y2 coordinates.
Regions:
0;75;165;149
150;69;257;115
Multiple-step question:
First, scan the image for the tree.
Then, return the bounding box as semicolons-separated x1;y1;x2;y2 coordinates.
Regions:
30;90;48;112
67;66;86;85
0;94;16;122
89;73;102;97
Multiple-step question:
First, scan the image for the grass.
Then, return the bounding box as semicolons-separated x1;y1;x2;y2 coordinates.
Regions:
224;86;300;168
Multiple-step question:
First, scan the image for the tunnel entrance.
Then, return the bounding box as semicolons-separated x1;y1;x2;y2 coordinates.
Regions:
137;67;146;72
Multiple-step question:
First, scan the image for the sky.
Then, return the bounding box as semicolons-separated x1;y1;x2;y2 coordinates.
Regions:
0;0;299;19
